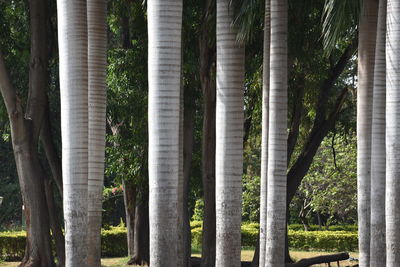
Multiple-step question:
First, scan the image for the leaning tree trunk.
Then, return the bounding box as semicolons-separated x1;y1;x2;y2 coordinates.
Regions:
215;0;245;266
57;0;89;265
147;0;183;266
199;1;217;266
386;0;400;265
259;0;270;266
87;0;107;266
357;0;378;266
123;179;137;259
369;0;386;266
265;0;287;265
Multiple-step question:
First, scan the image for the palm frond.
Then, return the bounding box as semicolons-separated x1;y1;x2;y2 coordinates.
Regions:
322;0;360;55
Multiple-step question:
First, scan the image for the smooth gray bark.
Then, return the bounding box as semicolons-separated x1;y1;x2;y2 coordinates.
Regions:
357;1;378;266
386;0;400;265
265;0;287;265
215;1;245;266
147;0;183;266
56;0;89;265
87;0;107;265
370;0;386;266
259;0;270;266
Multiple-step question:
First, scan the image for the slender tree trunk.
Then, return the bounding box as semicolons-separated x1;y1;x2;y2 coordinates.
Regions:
199;1;216;267
57;0;89;265
215;1;245;266
87;0;107;265
44;178;65;267
370;0;386;266
357;0;378;266
259;1;270;266
183;83;195;266
265;0;287;265
123;180;137;258
386;0;400;265
147;0;183;265
128;193;150;265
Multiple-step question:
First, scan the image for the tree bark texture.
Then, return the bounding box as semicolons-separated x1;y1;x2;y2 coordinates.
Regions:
386;0;400;265
357;0;378;266
265;0;287;265
199;1;216;266
147;0;183;265
57;0;89;265
87;0;107;265
369;0;386;265
215;1;245;266
123;180;137;258
259;0;270;266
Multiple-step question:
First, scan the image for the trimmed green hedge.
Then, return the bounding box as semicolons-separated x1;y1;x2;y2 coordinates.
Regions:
0;231;25;261
0;224;358;261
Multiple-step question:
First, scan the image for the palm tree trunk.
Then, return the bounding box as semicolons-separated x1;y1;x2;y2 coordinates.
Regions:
386;0;400;265
370;0;386;266
215;1;245;266
259;0;270;266
265;0;287;265
199;1;217;266
56;0;89;265
87;0;107;266
147;0;183;266
357;0;378;266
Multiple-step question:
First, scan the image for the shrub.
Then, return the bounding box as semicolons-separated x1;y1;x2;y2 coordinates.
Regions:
0;224;359;261
288;230;358;251
0;231;26;261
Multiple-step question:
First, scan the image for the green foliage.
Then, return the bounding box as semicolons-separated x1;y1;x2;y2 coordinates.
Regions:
0;224;360;260
192;199;204;221
291;133;357;225
288;224;358;232
242;175;260;222
288;230;358;251
0;231;25;261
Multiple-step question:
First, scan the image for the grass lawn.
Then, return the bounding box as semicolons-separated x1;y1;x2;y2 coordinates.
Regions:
0;251;359;267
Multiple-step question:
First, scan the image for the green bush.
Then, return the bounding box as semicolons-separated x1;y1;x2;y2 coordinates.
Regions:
0;231;26;261
288;224;358;232
0;224;359;261
288;230;358;251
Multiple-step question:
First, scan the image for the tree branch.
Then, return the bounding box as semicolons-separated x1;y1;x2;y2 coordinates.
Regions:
286;252;349;267
287;87;349;204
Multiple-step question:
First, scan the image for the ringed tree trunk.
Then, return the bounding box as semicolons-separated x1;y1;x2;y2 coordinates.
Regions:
147;0;183;266
0;0;55;265
386;0;400;265
265;0;287;265
369;0;386;265
87;0;107;266
258;0;270;266
215;0;245;266
357;0;378;265
56;0;89;265
199;0;216;266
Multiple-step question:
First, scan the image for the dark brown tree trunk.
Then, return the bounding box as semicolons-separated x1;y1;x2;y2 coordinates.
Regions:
0;0;55;265
128;191;150;265
183;79;196;266
199;1;216;266
16;147;55;267
44;178;65;266
123;179;137;258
